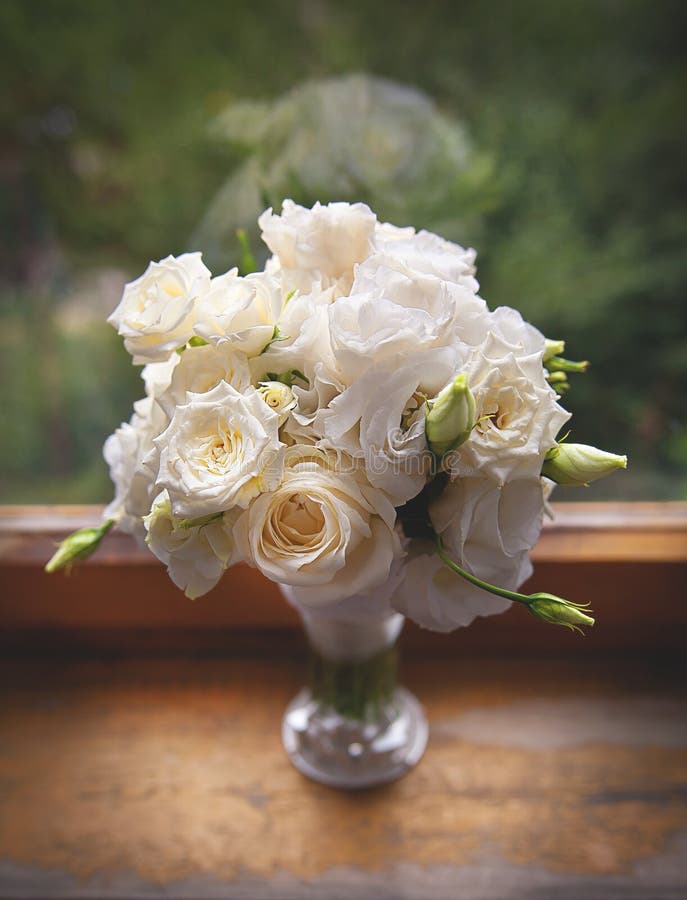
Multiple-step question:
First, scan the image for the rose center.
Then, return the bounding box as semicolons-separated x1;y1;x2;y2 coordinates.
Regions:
198;423;243;475
476;400;513;434
278;493;325;546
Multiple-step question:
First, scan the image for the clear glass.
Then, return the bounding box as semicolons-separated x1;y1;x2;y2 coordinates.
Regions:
281;603;428;789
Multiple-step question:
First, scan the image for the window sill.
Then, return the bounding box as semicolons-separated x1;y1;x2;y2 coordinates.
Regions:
1;502;686;657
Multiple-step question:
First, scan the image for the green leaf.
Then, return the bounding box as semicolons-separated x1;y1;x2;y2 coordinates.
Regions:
236;228;257;275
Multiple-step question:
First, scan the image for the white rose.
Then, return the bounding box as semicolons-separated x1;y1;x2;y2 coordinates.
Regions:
157;342;251;419
259;199;376;287
107;253;211;363
392;477;543;632
194;269;283;357
315;347;463;506
141;354;179;399
144;491;239;599
234;446;402;605
250;284;337;384
155;382;285;518
103;396;168;544
445;308;570;482
329;252;487;382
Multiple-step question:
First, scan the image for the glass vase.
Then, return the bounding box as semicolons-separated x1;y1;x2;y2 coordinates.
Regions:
280;589;429;789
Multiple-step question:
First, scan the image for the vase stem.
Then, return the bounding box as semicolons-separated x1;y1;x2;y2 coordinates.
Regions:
282;604;428;789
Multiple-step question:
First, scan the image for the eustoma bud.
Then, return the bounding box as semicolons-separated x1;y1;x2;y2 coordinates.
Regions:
527;593;595;632
258;380;297;425
45;520;114;573
425;374;476;456
543;338;566;362
435;536;595;635
543;442;627;486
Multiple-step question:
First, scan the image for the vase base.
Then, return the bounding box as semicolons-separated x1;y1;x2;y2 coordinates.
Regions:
282;687;428;789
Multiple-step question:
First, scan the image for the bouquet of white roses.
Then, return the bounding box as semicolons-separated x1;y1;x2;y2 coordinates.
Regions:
48;200;626;634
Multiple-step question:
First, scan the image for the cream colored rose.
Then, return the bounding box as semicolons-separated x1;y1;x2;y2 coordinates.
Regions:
234;446;402;605
155;382;285;518
194;269;283;356
144;491;239;599
107;253;211;363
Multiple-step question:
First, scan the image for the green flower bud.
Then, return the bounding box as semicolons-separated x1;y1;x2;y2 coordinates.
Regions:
544;338;566;362
425;374;476;456
45;520;114;574
542;442;628;486
545;356;589;374
527;592;595;633
545;370;570;394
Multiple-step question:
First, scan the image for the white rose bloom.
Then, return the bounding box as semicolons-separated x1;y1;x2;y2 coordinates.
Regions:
251;284;338;383
155;382;285;518
542;476;556;519
315;347;463;506
144;491;240;600
107;253;211;364
329;251;487;382
157;342;251;419
445;309;570;482
141;354;179;399
103;396;168;545
259;199;376;290
374;224;479;292
392;477;543;632
194;269;283;357
279;362;344;447
234;446;402;605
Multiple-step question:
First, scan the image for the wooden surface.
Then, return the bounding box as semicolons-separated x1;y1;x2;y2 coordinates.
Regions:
1;654;686;899
1;504;686;897
3;502;687;564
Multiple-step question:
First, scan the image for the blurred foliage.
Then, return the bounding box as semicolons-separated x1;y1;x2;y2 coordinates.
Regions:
192;74;496;270
0;0;685;502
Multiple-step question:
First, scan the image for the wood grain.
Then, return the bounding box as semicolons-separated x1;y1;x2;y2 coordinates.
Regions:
1;657;686;898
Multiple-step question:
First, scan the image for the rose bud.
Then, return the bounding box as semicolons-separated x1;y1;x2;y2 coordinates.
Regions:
258;381;298;425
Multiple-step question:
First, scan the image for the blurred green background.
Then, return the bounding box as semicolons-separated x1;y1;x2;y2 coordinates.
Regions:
1;0;685;503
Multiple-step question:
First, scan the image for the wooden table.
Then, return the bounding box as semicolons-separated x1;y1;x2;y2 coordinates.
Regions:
2;651;686;899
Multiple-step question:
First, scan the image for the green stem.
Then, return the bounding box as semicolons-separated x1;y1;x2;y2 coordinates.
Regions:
309;644;398;721
435;535;529;605
435;534;595;633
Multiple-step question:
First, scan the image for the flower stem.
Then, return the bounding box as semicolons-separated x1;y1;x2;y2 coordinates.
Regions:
435;535;527;604
309;645;398;721
435;534;595;633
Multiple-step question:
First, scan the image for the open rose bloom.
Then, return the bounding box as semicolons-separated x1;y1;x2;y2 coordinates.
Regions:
100;200;624;632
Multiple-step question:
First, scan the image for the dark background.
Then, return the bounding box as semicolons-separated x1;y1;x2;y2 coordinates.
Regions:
1;0;685;502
